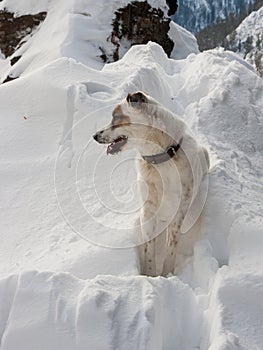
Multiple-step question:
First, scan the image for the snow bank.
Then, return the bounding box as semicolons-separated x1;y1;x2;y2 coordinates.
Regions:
0;1;263;349
0;271;202;350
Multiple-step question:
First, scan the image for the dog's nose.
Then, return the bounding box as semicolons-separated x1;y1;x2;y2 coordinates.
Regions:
93;131;103;142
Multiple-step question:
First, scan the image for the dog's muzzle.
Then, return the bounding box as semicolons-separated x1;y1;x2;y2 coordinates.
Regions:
93;131;103;142
93;131;128;155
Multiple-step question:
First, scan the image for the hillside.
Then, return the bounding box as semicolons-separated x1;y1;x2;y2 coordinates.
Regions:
0;1;263;350
224;6;263;76
174;0;259;33
194;1;263;77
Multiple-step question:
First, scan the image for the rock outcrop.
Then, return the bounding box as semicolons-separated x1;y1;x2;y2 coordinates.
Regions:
102;1;175;63
0;10;47;58
0;10;46;83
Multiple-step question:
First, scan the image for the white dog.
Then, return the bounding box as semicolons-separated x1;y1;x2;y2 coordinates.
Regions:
94;92;209;276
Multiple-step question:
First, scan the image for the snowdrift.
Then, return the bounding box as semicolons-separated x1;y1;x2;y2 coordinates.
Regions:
0;1;263;349
0;272;202;350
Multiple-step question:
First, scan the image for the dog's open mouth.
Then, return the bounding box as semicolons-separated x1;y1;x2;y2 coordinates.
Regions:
107;135;128;155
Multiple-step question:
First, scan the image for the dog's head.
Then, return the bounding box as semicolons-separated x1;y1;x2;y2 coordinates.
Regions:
93;91;156;155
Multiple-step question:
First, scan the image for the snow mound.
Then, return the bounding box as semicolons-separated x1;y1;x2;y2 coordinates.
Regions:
0;271;202;350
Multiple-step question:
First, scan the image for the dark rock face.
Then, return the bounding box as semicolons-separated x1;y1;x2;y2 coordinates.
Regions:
0;10;47;58
105;1;174;62
10;55;22;66
2;74;17;84
166;0;178;16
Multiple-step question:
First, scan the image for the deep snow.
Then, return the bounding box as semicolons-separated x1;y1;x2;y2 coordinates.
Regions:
0;1;263;350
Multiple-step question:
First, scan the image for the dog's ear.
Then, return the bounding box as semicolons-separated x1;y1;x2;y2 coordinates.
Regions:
127;92;148;105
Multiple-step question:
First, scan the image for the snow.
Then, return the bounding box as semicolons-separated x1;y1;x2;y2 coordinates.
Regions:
0;0;198;81
0;0;49;15
225;6;263;76
169;21;199;59
0;0;263;349
233;6;263;43
0;272;202;350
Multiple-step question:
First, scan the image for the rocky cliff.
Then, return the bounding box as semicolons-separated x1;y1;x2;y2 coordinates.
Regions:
106;1;175;62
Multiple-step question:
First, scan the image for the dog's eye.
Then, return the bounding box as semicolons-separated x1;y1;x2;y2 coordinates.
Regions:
112;114;131;128
112;115;123;124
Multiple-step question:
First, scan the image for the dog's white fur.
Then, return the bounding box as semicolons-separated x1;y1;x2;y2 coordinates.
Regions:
94;92;209;276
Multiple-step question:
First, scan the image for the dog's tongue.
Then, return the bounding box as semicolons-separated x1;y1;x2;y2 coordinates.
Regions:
106;141;121;155
106;144;113;155
106;136;127;155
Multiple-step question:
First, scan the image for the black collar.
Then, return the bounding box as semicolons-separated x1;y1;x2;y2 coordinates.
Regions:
142;137;183;164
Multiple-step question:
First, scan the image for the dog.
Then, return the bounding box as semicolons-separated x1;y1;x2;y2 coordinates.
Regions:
93;91;209;276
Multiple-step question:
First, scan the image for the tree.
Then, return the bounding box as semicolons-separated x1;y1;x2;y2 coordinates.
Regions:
243;36;253;58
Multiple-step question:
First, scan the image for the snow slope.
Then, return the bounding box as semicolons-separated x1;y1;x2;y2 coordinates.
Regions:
0;1;263;350
225;6;263;77
233;6;263;41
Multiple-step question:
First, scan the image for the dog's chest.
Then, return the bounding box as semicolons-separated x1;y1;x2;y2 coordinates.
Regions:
137;157;193;205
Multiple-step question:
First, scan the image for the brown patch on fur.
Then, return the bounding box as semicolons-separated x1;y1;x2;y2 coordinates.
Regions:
142;161;155;172
169;234;177;246
111;120;130;130
112;104;123;117
111;105;131;128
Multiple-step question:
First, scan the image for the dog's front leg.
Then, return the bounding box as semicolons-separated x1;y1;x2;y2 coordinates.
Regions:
140;203;160;277
162;224;179;276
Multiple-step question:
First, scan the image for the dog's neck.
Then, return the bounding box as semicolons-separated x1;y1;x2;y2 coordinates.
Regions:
130;103;186;162
142;137;183;164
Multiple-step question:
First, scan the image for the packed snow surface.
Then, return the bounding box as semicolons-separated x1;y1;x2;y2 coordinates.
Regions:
0;1;263;350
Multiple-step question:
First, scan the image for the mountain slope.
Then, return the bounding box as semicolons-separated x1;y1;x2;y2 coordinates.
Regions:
174;0;260;33
224;6;263;76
